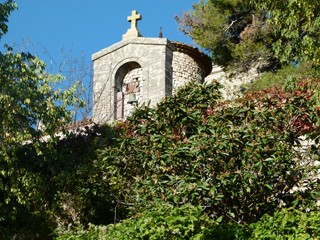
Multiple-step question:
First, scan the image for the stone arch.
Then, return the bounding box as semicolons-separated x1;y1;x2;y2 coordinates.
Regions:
113;61;143;120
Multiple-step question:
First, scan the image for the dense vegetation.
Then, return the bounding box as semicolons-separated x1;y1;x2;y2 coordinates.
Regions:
1;0;320;239
0;1;83;238
176;0;320;71
2;76;320;239
56;78;320;239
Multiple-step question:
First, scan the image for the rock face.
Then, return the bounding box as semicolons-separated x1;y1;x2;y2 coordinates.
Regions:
92;37;212;123
205;64;264;100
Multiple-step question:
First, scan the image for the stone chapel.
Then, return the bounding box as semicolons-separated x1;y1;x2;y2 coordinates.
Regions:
92;10;213;123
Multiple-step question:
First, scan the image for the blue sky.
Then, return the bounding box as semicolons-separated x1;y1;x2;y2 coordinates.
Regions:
2;0;197;72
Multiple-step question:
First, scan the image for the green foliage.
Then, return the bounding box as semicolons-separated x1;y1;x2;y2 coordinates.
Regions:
56;204;248;240
44;125;118;228
101;204;214;240
253;0;320;66
250;208;320;239
0;49;82;238
94;80;320;225
0;1;85;238
0;0;16;39
0;49;80;149
4;70;320;238
56;206;320;239
177;0;320;70
176;0;276;71
0;124;116;239
244;62;317;91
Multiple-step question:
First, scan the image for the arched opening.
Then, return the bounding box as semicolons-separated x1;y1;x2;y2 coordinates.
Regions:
114;62;143;120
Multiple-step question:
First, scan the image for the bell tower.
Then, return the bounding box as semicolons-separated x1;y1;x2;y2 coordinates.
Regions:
92;10;212;124
92;10;174;123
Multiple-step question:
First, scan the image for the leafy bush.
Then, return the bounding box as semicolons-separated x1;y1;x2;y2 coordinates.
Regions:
101;204;214;240
250;208;320;239
56;204;247;240
56;206;320;239
244;62;317;91
4;77;320;239
94;80;320;224
0;124;116;239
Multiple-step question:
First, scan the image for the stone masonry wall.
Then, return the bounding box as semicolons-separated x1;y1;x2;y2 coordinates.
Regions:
92;38;211;124
172;51;203;92
205;63;264;100
92;38;174;123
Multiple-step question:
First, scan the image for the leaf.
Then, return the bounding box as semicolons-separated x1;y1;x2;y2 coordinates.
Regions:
264;184;273;190
24;98;31;105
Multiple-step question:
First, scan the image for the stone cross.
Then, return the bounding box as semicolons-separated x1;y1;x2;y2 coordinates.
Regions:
122;10;143;40
127;10;142;30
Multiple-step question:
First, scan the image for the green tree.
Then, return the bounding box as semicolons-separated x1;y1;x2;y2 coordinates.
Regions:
253;0;320;66
0;0;81;154
0;0;15;38
177;0;320;70
0;1;82;238
176;0;276;71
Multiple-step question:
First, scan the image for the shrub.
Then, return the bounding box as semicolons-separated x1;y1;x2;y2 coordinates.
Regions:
56;207;320;240
0;124;117;239
243;62;317;91
56;204;248;240
94;80;320;224
250;208;320;239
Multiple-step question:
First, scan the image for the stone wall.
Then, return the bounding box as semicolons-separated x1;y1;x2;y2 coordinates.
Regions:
172;42;212;93
92;38;174;123
92;38;212;124
172;51;203;92
205;64;263;100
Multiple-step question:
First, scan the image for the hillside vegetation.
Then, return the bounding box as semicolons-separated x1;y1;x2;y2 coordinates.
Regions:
2;0;320;238
56;78;320;239
2;74;320;239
